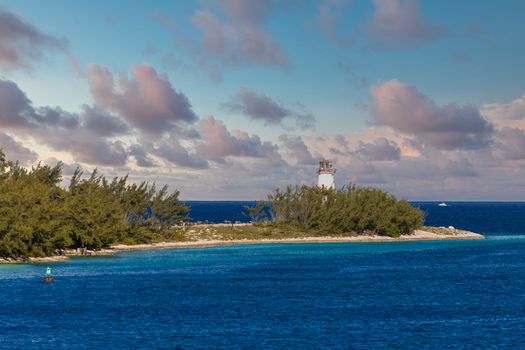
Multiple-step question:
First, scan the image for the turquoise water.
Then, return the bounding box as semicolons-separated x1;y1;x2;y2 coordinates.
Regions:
1;202;525;349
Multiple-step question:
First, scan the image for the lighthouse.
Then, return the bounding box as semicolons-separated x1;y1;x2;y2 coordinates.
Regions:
318;160;335;189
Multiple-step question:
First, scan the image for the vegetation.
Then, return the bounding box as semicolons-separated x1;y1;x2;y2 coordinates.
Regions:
246;184;425;237
0;148;425;259
0;150;188;258
420;226;454;235
172;224;321;242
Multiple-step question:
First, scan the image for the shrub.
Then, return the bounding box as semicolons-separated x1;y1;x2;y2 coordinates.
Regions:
0;149;189;258
249;184;424;236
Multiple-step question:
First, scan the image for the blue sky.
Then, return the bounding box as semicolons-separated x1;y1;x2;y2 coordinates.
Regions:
1;0;525;199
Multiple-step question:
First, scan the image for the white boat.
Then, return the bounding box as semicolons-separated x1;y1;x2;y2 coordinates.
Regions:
438;202;448;207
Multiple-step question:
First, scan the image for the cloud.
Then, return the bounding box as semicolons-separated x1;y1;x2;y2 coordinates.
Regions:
129;144;156;168
150;11;224;82
0;7;67;71
0;78;34;127
190;0;288;68
442;157;478;177
370;79;493;149
226;86;315;129
227;86;287;123
197;115;281;162
88;64;197;135
0;75;213;169
495;127;525;160
298;129;504;198
0;77;132;166
278;134;316;165
365;0;444;47
33;106;78;128
0;78;79;129
66;54;86;78
416;147;479;177
484;94;525;121
151;1;290;81
356;137;400;161
0;132;37;163
41;157;81;176
31;122;130;167
71;140;129;166
148;136;209;169
80;105;130;137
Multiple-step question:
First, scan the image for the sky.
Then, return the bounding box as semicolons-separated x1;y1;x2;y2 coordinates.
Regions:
0;0;525;200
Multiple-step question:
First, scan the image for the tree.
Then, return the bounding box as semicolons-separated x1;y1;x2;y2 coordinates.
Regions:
253;184;424;236
0;149;190;258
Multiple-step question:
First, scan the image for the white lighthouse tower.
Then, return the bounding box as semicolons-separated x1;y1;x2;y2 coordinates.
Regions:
318;160;335;189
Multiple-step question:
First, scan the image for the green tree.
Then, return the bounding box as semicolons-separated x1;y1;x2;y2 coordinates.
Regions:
255;184;424;237
0;149;189;258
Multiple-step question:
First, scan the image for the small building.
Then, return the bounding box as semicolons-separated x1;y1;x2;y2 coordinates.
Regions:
318;160;335;189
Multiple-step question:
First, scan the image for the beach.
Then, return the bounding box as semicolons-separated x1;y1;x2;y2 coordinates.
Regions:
111;227;484;251
0;226;483;264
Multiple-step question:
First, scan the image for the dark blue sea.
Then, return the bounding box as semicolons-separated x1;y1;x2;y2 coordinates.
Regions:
2;202;525;349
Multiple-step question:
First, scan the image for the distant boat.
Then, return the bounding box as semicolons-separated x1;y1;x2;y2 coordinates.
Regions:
438;202;448;207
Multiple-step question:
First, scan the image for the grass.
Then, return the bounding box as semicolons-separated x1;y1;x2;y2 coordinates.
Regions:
121;224;467;246
420;226;455;235
168;223;361;241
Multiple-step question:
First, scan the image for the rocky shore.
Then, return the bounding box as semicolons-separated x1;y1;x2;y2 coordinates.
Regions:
111;227;484;252
0;255;70;264
0;248;115;264
0;226;484;264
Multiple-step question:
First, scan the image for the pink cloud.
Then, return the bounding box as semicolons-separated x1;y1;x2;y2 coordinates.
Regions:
88;64;197;135
370;80;493;149
197;115;281;162
366;0;444;47
191;0;288;67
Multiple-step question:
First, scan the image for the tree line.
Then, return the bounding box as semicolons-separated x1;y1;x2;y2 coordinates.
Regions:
0;150;188;258
246;184;425;237
1;148;425;258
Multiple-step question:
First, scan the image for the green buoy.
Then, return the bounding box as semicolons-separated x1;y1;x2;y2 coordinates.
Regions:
42;266;54;283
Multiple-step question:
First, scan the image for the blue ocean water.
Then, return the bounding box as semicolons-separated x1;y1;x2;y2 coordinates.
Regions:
1;202;525;349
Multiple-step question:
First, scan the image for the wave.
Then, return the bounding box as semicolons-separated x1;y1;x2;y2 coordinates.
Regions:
486;235;525;240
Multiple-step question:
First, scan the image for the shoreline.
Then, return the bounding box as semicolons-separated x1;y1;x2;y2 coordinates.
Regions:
111;228;484;252
0;228;483;264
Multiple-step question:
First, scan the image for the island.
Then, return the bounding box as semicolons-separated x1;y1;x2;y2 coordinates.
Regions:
111;224;483;252
0;150;484;264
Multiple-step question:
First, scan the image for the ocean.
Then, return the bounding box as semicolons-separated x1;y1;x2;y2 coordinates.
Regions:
1;202;525;349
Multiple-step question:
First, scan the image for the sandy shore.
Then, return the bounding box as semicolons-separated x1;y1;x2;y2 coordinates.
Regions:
0;255;70;264
0;228;484;264
0;249;116;264
111;228;484;252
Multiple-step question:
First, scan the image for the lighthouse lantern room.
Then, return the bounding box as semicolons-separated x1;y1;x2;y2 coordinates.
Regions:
318;160;335;189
